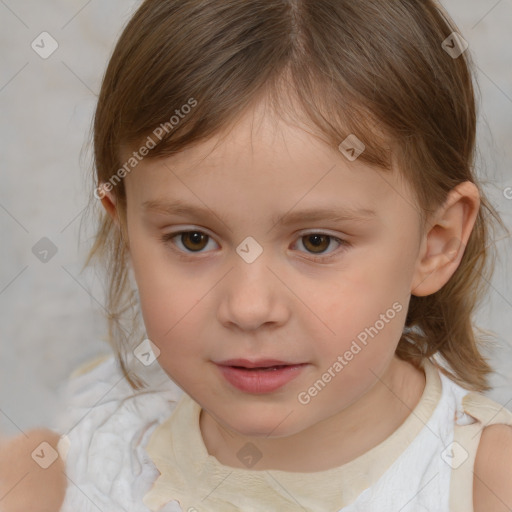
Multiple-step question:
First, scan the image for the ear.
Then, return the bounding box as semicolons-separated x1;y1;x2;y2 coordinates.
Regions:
97;184;131;250
411;181;480;297
97;184;119;226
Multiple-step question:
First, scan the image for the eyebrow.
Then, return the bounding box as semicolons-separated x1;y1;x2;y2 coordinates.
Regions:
142;199;377;226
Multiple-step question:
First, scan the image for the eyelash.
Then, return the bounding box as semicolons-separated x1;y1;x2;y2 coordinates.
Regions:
160;230;351;262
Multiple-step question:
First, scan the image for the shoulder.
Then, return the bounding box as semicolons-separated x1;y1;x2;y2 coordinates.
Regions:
0;428;67;512
473;421;512;511
448;388;512;512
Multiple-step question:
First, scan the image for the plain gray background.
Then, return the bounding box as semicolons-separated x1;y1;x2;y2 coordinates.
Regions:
1;0;511;437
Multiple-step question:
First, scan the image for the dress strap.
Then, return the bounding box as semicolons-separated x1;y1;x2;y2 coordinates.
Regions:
449;392;512;512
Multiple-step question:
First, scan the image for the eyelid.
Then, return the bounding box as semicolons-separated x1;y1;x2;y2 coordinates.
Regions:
162;228;220;255
292;231;348;261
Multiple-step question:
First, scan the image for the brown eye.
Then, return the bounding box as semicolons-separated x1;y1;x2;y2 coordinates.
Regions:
161;230;348;260
293;233;349;261
161;229;219;256
180;232;209;251
302;234;331;254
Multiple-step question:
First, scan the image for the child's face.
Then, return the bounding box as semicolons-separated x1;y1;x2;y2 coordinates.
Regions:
121;101;426;439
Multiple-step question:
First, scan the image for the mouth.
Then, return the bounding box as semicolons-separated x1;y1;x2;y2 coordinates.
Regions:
214;359;308;393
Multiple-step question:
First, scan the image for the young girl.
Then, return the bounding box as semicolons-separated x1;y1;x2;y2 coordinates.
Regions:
4;0;512;511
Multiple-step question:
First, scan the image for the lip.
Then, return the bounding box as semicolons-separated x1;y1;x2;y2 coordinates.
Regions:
216;358;301;368
215;360;308;394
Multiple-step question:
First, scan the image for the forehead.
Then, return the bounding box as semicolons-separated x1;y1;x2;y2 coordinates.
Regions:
122;102;416;221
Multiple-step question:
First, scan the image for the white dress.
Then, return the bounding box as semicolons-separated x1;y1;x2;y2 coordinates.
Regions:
52;353;512;512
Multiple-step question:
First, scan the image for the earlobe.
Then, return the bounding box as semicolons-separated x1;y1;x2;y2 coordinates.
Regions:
411;181;480;297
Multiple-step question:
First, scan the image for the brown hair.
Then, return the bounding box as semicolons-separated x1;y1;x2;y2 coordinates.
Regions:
83;0;507;392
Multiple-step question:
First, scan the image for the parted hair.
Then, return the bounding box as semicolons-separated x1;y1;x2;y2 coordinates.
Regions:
83;0;507;392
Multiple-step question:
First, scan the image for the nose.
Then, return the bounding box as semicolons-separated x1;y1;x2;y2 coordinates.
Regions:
217;259;291;332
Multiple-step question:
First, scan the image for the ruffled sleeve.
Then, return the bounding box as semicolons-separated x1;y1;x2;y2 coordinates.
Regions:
52;353;185;512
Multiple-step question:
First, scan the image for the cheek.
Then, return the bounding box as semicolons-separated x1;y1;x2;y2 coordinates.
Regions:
127;239;190;341
135;274;200;347
350;236;417;303
128;242;215;375
320;298;407;364
310;250;412;358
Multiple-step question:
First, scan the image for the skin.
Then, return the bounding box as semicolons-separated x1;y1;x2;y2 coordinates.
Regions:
474;424;512;511
100;97;480;473
0;429;66;512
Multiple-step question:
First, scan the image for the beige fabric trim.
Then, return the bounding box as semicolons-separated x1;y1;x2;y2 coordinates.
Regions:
449;392;512;512
143;360;442;512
